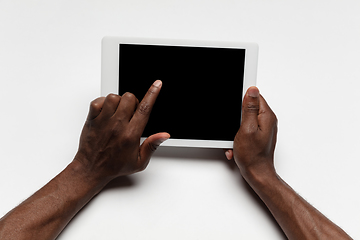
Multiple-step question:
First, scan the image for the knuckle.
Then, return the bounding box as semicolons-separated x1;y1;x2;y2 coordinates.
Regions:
244;103;259;113
107;93;118;98
90;99;103;111
138;102;151;115
121;131;137;146
266;110;278;126
147;86;157;95
122;92;136;101
107;93;121;103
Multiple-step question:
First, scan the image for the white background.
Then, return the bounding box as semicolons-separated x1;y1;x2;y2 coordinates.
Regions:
0;0;359;239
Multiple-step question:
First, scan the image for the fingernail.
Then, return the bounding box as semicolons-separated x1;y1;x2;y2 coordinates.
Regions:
159;134;170;144
153;80;162;87
160;137;169;143
225;151;231;160
247;87;259;98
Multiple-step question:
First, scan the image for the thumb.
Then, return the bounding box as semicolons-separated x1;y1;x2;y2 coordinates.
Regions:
138;132;170;167
241;86;260;130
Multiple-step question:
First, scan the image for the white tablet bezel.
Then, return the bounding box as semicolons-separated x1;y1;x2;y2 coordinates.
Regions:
101;36;258;149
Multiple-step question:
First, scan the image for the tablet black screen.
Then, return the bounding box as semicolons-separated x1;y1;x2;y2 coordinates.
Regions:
119;44;245;141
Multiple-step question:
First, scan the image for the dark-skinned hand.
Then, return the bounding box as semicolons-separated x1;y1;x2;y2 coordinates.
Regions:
74;80;170;184
225;86;278;181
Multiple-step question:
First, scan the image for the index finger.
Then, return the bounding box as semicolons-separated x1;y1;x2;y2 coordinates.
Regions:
130;80;162;136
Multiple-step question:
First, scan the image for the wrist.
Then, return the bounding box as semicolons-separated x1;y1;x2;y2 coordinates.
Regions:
67;159;110;195
239;163;279;189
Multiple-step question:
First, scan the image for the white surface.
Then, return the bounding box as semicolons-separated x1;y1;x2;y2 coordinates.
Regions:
0;0;359;239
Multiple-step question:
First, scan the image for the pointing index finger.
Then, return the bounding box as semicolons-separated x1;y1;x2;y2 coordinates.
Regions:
130;80;162;135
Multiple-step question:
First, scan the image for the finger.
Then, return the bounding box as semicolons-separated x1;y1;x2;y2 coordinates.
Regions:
115;92;139;122
258;94;274;120
240;86;260;132
100;94;121;119
224;149;233;160
137;132;170;170
87;97;105;120
258;94;278;131
130;80;162;136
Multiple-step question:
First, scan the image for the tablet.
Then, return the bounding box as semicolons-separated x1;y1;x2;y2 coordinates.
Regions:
101;37;258;148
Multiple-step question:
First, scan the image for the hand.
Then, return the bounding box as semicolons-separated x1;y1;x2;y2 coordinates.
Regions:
225;87;278;181
224;88;353;240
74;80;170;183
